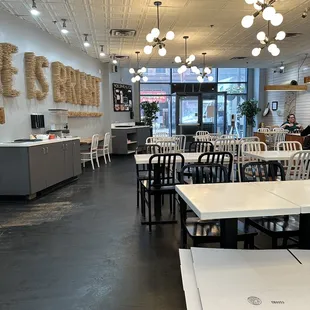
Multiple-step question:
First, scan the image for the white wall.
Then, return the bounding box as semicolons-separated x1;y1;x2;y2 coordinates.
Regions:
265;59;310;127
0;10;113;142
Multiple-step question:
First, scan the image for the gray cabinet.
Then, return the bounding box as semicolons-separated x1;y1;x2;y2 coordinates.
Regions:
0;139;82;197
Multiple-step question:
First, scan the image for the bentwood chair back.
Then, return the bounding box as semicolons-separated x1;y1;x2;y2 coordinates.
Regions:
286;150;310;180
189;141;214;153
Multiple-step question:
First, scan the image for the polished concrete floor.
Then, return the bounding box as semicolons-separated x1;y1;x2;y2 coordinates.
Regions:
0;156;186;310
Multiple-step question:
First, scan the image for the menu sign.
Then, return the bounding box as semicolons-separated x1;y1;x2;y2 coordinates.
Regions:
113;83;133;112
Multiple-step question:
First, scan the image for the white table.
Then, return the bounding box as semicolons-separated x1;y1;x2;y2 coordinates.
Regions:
180;248;310;310
134;152;223;165
243;150;298;161
176;183;300;248
290;249;310;265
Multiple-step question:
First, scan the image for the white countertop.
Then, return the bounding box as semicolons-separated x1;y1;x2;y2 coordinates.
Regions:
175;183;300;220
0;137;80;147
244;150;299;161
111;125;150;130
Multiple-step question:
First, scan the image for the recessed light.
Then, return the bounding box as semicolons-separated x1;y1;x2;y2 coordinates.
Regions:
30;0;40;16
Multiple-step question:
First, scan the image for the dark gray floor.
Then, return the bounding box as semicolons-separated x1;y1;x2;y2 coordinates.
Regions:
0;156;186;310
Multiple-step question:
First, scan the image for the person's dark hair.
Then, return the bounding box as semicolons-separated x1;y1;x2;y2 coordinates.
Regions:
287;114;296;121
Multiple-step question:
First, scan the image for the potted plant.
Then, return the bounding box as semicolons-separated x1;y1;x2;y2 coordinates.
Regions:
237;99;261;136
141;101;160;135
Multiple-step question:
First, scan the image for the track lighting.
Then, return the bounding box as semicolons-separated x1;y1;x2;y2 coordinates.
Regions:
61;19;69;34
144;1;175;57
99;45;106;57
242;0;283;28
30;0;40;16
129;52;148;83
83;34;90;47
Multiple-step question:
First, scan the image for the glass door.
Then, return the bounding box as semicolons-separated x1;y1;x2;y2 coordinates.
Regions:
176;94;202;136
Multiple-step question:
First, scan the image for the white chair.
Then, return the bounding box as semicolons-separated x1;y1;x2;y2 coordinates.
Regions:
238;141;267;181
153;132;169;137
273;127;285;132
81;134;100;170
98;132;111;164
220;134;238;139
286;151;310;180
257;128;270;133
208;133;222;141
195;131;210;142
196;130;209;136
159;139;175;153
146;137;158;144
173;134;186;152
271;131;287;150
277;141;302;151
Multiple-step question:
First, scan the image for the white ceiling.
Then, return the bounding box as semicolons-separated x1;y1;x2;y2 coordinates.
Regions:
1;0;310;68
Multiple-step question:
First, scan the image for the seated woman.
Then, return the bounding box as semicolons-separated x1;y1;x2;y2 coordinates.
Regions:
281;114;303;132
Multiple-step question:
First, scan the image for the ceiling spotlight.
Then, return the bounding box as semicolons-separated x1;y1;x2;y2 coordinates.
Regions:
30;0;40;16
302;7;309;18
242;0;283;28
112;59;118;64
129;51;148;83
99;45;106;57
279;61;285;71
83;34;90;47
61;19;69;34
143;2;175;56
175;36;196;74
196;53;213;82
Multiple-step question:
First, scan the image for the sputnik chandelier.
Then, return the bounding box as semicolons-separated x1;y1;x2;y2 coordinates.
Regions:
129;51;148;83
252;22;286;57
174;36;196;74
196;53;213;83
242;0;283;28
144;1;175;57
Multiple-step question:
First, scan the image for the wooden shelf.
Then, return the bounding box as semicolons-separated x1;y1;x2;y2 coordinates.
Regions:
264;85;307;92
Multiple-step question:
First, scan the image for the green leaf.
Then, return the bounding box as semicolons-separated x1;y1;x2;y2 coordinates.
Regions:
141;101;160;127
237;99;261;127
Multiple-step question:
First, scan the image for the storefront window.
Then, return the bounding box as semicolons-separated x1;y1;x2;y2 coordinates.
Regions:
143;68;171;83
218;68;247;82
226;95;247;137
218;83;247;94
171;68;217;83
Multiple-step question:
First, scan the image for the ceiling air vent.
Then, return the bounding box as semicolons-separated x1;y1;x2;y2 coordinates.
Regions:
110;29;136;37
115;55;129;60
286;33;302;38
230;56;248;60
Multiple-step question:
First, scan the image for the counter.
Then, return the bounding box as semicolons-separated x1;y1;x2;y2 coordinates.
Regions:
0;138;82;198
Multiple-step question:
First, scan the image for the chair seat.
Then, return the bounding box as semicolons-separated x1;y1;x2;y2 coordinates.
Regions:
185;218;257;240
81;151;96;155
142;180;179;192
247;215;299;236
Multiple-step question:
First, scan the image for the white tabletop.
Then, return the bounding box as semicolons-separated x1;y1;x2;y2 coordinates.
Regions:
252;180;310;214
134;152;219;165
175;183;300;220
179;249;202;310
0;137;80;147
243;150;298;161
290;250;310;265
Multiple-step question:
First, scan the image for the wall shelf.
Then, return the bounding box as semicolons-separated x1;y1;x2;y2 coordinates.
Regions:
68;111;103;118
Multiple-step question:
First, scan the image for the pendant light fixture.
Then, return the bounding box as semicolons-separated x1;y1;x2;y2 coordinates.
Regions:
175;36;196;74
99;45;106;57
83;34;90;47
61;19;69;34
242;0;283;28
129;52;148;83
111;55;118;64
252;22;286;57
30;0;40;16
144;1;175;57
195;53;213;83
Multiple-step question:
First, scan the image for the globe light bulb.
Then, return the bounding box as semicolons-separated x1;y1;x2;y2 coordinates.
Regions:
141;67;147;73
84;41;90;47
252;47;261;57
112;59;118;64
144;45;153;55
204;67;211;75
177;67;183;74
254;3;262;10
131;77;136;83
271;47;280;56
100;52;106;57
129;68;135;74
256;31;266;41
188;54;195;62
135;75;141;81
268;43;277;53
271;13;283;26
61;28;69;34
137;69;142;74
151;28;160;38
262;6;276;21
158;47;167;56
142;76;148;82
275;31;286;41
30;8;40;16
241;15;254;28
245;0;256;4
146;33;154;43
197;76;204;83
191;66;198;73
208;76;214;82
174;56;182;63
180;65;187;73
166;31;175;40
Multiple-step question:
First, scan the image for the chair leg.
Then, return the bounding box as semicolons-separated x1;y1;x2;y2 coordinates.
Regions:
83;160;85;168
148;192;152;233
282;237;288;248
108;152;111;162
141;186;146;218
173;193;176;219
90;155;95;170
96;152;100;168
137;179;140;208
272;237;278;249
169;194;172;214
103;152;107;164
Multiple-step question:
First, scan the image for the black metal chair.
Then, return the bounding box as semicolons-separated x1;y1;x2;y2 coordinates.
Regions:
189;141;214;153
179;163;257;248
141;153;185;232
241;161;299;249
198;152;233;182
136;144;161;209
